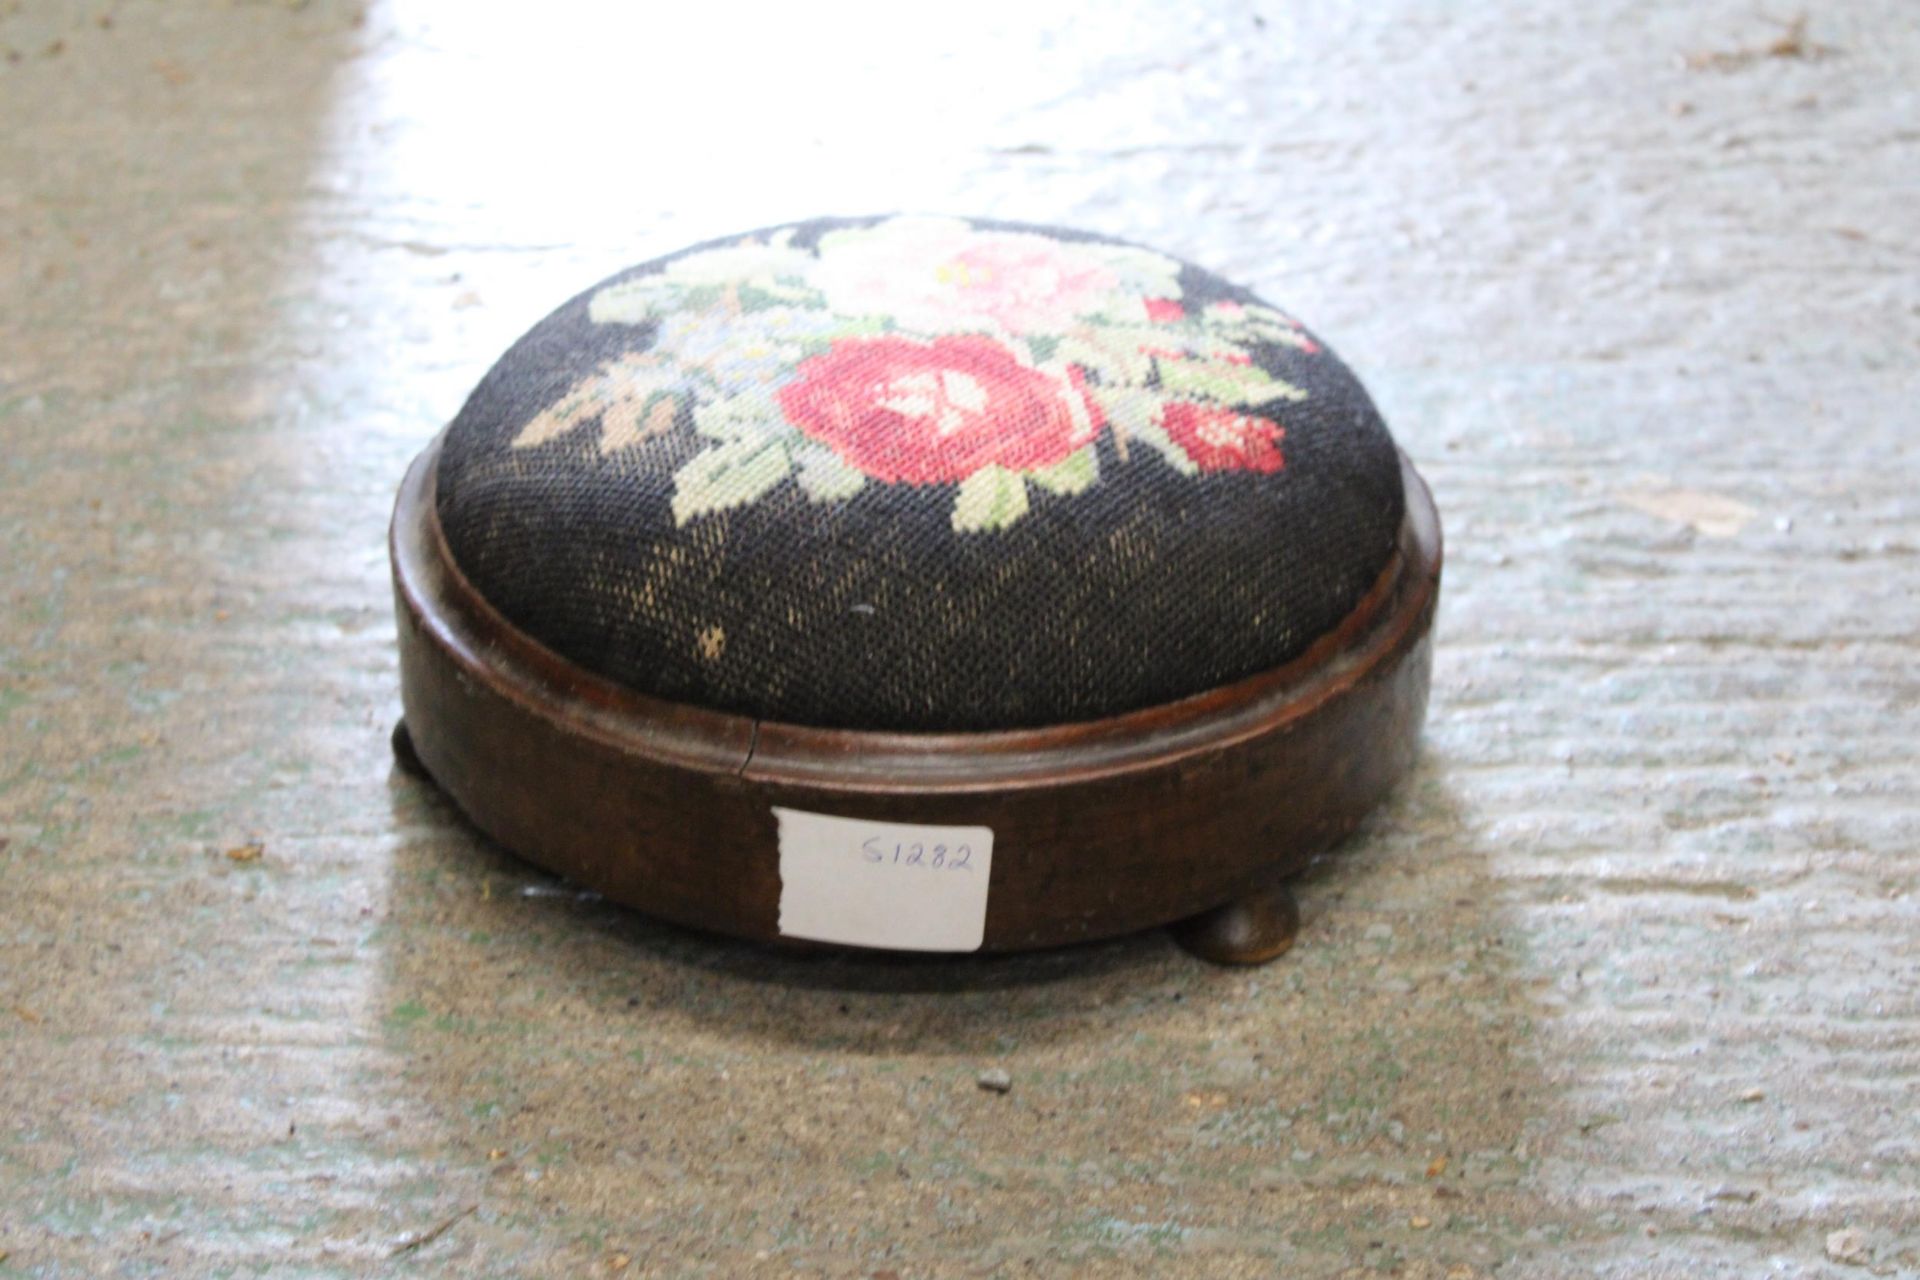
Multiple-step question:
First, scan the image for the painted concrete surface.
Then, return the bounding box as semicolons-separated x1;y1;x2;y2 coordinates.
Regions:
2;1;1915;1275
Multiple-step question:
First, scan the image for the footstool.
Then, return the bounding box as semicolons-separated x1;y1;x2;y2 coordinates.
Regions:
389;215;1441;964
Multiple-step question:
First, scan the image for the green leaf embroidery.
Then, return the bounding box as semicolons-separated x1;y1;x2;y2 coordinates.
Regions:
1099;389;1198;475
1201;303;1316;351
1028;446;1098;496
1131;417;1200;475
589;279;675;326
1156;358;1306;408
1056;333;1153;385
693;392;787;445
951;465;1030;533
737;281;826;312
1085;244;1183;307
670;439;793;525
1077;325;1167;355
791;441;868;504
815;315;893;342
1198;307;1320;353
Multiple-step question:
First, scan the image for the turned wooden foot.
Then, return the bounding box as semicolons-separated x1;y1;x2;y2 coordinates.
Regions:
390;718;430;781
1171;878;1301;965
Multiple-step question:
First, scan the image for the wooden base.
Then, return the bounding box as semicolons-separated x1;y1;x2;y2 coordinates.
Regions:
389;435;1441;961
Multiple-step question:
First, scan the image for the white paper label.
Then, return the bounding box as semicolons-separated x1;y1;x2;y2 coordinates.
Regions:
774;807;994;952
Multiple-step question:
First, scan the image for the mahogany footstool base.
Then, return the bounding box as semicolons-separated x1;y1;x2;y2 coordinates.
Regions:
390;441;1439;963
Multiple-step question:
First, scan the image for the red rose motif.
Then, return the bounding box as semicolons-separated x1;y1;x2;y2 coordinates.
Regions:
777;335;1102;486
1144;297;1184;323
1160;401;1286;474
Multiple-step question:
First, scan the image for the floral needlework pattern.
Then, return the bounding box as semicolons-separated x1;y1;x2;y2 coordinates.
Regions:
512;216;1322;532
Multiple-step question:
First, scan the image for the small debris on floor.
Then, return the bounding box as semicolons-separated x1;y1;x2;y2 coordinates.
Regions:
224;842;265;863
1825;1228;1869;1265
14;1004;42;1024
1737;1086;1765;1103
1410;1215;1433;1230
1426;1155;1449;1178
1685;14;1833;71
976;1068;1012;1094
1618;488;1757;538
389;1204;477;1257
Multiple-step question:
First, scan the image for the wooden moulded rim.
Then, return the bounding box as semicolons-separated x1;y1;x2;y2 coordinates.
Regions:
392;434;1442;796
392;434;1441;796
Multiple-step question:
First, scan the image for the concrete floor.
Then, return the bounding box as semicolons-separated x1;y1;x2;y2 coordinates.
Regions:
2;1;1916;1275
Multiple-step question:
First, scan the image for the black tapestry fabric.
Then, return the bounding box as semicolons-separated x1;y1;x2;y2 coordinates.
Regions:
434;216;1406;732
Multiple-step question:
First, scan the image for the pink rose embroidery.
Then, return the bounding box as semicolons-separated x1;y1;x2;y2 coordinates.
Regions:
1159;402;1286;474
939;238;1122;333
777;336;1102;486
534;219;1320;530
814;220;1132;335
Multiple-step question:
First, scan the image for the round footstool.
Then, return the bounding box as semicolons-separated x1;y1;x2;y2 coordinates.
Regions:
390;215;1440;963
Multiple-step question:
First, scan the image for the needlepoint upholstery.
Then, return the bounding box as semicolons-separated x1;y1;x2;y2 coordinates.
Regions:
434;216;1406;732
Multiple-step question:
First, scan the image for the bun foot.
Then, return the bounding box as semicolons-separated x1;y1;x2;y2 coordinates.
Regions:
390;718;430;781
1171;879;1301;965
